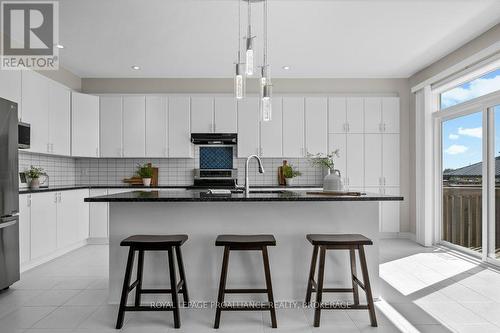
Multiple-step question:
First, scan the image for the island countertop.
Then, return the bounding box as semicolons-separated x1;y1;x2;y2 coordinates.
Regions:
84;189;403;202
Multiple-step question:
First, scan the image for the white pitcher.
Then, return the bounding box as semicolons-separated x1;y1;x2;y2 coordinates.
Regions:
323;168;343;192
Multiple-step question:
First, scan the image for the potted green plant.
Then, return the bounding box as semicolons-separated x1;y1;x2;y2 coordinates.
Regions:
137;163;154;187
307;150;343;192
26;165;44;189
282;164;301;187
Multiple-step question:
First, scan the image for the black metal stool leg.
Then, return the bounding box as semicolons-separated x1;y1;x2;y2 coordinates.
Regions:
214;246;230;329
116;247;135;329
135;250;144;306
305;245;319;306
313;246;326;328
358;245;377;327
349;248;360;305
262;246;277;328
168;246;181;329
175;245;189;306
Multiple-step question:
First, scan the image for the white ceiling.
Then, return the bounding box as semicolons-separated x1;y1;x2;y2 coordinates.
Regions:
56;0;500;78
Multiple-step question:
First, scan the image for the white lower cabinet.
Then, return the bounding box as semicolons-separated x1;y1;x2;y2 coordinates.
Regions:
89;189;109;239
380;187;400;233
19;190;90;267
19;194;31;265
30;192;58;260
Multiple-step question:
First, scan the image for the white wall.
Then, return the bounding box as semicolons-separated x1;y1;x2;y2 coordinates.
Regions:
408;23;500;234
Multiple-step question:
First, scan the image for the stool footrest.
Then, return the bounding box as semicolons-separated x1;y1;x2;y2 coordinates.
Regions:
127;280;139;292
319;304;370;310
219;304;272;311
124;305;174;311
224;288;268;294
352;276;366;290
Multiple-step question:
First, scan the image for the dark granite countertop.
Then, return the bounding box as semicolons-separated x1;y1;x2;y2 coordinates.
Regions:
84;189;404;202
19;185;323;195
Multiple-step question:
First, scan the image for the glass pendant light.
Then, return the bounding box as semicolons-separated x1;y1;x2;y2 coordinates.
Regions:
245;0;254;76
234;0;245;99
260;0;272;121
235;63;245;99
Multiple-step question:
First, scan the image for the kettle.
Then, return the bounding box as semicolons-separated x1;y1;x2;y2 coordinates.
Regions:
323;168;343;192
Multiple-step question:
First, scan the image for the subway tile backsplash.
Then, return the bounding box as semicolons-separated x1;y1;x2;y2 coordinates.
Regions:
19;151;77;187
19;151;326;187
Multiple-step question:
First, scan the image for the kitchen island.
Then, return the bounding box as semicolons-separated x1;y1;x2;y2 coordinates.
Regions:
85;189;403;304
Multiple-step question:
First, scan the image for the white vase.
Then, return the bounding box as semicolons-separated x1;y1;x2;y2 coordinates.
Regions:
142;178;152;187
323;168;343;192
285;178;296;187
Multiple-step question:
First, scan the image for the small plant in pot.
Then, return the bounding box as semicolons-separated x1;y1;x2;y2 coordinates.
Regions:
137;163;154;187
26;166;44;189
282;164;301;187
307;150;343;192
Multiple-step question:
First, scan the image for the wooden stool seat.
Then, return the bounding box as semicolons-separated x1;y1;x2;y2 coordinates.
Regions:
214;234;277;329
215;234;276;247
305;233;377;328
306;234;372;246
121;234;188;248
116;234;189;330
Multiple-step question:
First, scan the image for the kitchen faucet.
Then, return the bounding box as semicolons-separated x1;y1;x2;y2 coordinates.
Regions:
242;155;265;196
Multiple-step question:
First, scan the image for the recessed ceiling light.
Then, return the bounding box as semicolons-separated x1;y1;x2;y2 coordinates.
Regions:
131;65;141;70
282;66;291;70
55;44;64;49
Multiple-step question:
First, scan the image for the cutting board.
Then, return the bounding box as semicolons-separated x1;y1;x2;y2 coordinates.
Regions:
307;191;364;196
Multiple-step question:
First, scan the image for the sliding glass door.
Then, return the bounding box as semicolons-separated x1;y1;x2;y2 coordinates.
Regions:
442;112;483;254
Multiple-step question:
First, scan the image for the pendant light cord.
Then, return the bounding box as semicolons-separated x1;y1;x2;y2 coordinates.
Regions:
238;0;241;62
263;0;268;69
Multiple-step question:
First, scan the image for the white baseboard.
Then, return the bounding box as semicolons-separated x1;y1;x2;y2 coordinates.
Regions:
20;239;88;273
379;232;416;241
87;237;109;245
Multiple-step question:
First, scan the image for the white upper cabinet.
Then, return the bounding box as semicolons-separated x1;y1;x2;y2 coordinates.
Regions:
382;134;400;186
329;97;347;133
100;96;123;157
146;96;167;157
123;96;146;157
22;71;49;154
48;82;71;155
346;97;364;133
382;97;400;133
260;97;283;157
305;97;327;155
72;92;99;157
364;133;382;187
237;97;260;157
364;97;382;134
168;96;192;157
214;97;237;133
328;134;346;182
0;70;21;112
283;97;305;157
345;133;364;188
191;97;214;133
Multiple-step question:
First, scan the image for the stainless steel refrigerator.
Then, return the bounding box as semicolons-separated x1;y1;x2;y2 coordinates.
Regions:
0;97;20;290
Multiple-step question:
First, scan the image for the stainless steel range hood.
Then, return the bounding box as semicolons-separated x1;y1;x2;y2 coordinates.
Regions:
190;133;237;145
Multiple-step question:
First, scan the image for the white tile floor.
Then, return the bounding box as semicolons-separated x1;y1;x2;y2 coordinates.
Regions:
2;239;500;332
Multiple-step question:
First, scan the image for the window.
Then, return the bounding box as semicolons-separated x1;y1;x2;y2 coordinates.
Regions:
440;68;500;109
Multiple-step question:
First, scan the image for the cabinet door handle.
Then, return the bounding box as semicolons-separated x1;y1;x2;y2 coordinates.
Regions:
54;193;58;203
47;143;50;152
95;148;98;157
383;123;387;132
27;195;31;207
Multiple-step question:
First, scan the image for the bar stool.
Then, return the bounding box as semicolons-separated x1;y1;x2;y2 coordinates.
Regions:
304;234;377;327
214;234;277;329
116;235;189;329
